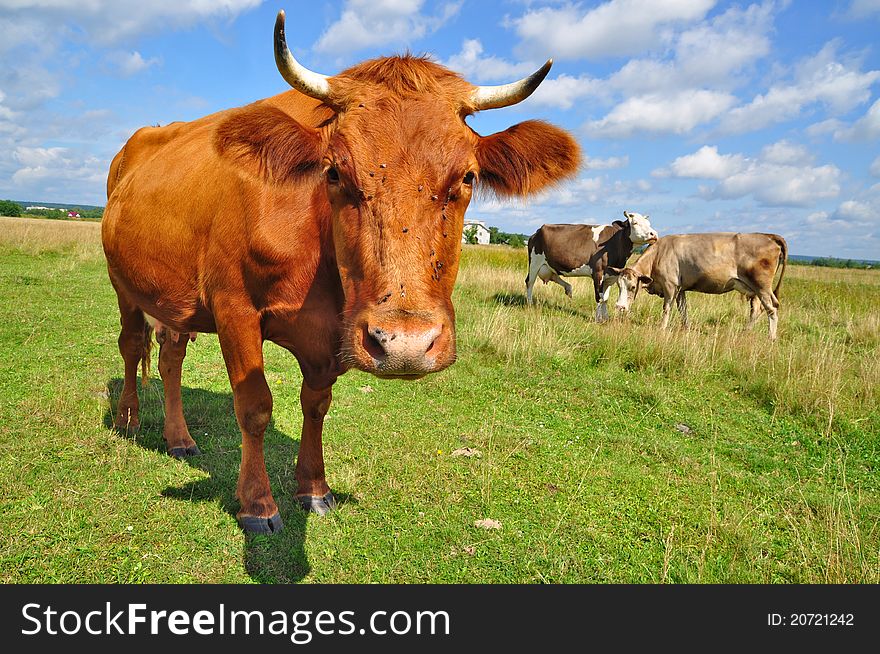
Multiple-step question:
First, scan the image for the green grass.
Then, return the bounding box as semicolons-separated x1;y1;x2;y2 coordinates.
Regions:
0;217;878;583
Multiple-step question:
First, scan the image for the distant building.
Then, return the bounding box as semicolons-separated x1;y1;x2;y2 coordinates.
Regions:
462;219;490;245
67;210;81;219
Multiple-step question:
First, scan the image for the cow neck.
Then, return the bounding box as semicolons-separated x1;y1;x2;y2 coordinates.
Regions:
633;241;658;274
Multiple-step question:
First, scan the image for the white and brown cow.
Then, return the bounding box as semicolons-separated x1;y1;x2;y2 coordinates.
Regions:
526;211;658;321
610;232;788;340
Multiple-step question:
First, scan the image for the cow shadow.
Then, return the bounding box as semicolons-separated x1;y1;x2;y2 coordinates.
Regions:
104;378;353;584
492;291;594;321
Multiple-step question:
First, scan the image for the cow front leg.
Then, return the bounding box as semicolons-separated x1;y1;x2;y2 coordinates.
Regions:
217;314;281;534
676;291;689;328
158;334;200;458
295;382;336;515
594;273;610;322
660;296;674;329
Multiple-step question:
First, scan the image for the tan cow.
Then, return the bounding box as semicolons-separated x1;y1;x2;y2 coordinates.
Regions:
103;11;581;533
610;232;787;340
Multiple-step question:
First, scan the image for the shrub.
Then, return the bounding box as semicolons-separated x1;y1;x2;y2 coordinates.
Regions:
0;200;22;217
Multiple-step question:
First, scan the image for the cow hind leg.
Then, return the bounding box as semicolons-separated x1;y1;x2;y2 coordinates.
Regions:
525;249;543;305
746;295;763;328
112;290;147;433
217;311;282;534
550;273;573;298
158;334;200;458
740;278;778;340
756;290;779;341
525;270;537;306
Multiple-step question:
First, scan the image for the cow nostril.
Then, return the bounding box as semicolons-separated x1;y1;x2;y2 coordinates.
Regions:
424;324;443;357
363;326;387;360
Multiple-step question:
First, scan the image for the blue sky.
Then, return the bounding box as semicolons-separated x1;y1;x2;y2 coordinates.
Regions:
1;0;879;259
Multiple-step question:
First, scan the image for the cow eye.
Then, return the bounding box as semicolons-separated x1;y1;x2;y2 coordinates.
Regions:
326;167;340;184
463;171;476;186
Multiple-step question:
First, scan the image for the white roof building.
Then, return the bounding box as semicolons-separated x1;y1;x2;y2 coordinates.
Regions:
462;219;490;245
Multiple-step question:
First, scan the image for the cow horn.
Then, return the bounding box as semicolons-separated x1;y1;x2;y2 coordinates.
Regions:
471;59;553;111
274;10;331;101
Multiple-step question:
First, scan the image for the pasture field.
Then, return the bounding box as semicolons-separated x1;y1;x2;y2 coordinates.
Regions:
0;215;877;583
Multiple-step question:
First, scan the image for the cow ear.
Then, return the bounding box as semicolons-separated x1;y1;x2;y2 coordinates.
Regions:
612;220;626;228
606;266;623;276
475;120;581;198
623;210;633;219
215;104;326;184
639;275;652;285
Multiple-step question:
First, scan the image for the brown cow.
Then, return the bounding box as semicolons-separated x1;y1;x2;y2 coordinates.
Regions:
525;211;658;321
610;232;787;340
102;11;580;533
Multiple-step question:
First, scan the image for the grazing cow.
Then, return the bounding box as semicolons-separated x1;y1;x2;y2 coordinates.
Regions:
102;11;580;533
610;232;788;340
525;211;658;321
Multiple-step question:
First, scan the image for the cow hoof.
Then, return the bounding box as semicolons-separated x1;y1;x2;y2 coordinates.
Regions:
239;512;283;534
168;445;202;459
297;492;337;516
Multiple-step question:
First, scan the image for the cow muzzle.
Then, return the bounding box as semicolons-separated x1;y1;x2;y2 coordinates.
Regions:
350;312;456;379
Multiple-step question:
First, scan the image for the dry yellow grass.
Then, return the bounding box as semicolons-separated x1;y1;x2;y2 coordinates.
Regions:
456;244;880;432
0;215;103;259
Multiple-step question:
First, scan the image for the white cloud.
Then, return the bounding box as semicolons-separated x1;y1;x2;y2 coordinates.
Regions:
805;118;843;137
712;164;841;206
528;73;605;110
584;155;629;170
10;146;107;194
584;90;736;138
759;139;812;165
511;0;716;60
0;64;61;111
0;91;19;122
0;1;263;45
834;199;875;222
657;142;841;207
315;0;461;54
871;156;880;177
588;1;775;98
655;145;745;179
720;41;880;134
113;51;161;77
442;39;536;83
540;3;778;129
847;0;880;18
833;98;880;142
672;2;774;84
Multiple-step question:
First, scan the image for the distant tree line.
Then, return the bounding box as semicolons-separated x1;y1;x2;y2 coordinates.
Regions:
488;226;527;249
792;257;874;270
0;200;103;221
